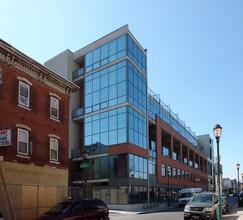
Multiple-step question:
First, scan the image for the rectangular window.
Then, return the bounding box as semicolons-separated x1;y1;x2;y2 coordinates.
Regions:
178;169;181;179
173;167;177;178
17;128;29;155
18;81;30;107
162;146;170;156
168;166;172;177
161;164;166;176
50;138;58;161
50;97;59;119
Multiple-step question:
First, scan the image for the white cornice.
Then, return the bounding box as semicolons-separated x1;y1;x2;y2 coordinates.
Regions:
0;39;79;96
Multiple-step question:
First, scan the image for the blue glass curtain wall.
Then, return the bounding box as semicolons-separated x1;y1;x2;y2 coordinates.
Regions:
85;34;146;75
84;59;147;116
84;106;147;150
85;60;127;114
129;154;148;179
128;61;147;114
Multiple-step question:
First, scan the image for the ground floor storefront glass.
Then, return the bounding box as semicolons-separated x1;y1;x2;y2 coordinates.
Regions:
90;185;180;205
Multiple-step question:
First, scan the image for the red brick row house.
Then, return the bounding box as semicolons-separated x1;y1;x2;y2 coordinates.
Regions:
0;39;78;219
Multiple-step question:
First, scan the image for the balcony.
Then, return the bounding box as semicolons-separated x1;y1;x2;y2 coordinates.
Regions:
72;108;84;121
72;68;85;81
71;171;119;183
72;146;108;161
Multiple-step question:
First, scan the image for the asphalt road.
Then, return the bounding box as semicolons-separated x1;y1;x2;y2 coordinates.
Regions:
110;196;238;220
110;207;184;220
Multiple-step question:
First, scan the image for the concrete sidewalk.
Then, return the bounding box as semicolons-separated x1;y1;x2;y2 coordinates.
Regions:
110;205;243;219
223;207;243;220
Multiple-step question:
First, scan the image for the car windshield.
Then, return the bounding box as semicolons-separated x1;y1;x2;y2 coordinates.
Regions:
191;194;213;203
45;202;71;214
181;193;192;198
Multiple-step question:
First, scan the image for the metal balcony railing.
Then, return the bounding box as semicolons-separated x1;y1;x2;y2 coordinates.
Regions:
71;146;108;160
72;108;84;120
72;68;85;81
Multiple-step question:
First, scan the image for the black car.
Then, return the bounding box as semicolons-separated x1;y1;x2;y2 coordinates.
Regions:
36;198;109;220
184;192;218;220
239;193;243;207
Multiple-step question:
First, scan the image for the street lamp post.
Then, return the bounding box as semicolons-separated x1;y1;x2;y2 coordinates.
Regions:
167;170;170;207
241;173;243;191
236;163;240;205
213;124;222;220
80;150;89;199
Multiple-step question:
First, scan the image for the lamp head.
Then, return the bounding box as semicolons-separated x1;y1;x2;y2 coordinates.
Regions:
236;163;240;169
213;124;222;138
82;150;89;159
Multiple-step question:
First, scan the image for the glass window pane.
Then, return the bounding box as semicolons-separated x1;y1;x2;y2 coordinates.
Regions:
93;48;100;63
93;134;100;145
93;91;100;105
109;70;117;85
100;132;108;146
101;118;108;132
118;113;126;128
101;74;108;88
109;115;117;131
101;88;108;102
118;66;126;82
101;58;108;66
109;54;117;62
118;128;126;143
109;130;117;145
85;122;92;136
85;81;92;94
93;77;100;91
118;81;126;97
118;35;126;51
86;52;93;67
109;85;117;99
85;135;92;146
85;94;92;107
101;44;108;59
93;120;100;134
109;40;117;55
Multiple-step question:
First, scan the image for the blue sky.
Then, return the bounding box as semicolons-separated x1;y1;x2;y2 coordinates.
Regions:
1;0;243;180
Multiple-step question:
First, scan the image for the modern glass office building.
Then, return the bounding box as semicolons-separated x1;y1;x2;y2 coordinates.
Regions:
45;25;210;208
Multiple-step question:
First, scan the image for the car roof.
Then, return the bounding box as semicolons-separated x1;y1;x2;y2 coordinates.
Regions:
196;192;216;195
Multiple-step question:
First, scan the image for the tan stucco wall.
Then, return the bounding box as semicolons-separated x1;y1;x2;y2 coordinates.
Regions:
1;161;68;186
0;161;69;220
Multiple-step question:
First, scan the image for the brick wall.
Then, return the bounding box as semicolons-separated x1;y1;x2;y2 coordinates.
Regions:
0;60;70;169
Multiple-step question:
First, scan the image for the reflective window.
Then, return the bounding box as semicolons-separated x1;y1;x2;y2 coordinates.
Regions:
128;61;147;114
128;107;147;149
18;81;30;108
129;154;147;179
84;60;127;113
127;35;146;74
161;164;166;176
17;128;29;155
84;106;127;148
149;159;156;174
85;35;127;73
50;138;58;161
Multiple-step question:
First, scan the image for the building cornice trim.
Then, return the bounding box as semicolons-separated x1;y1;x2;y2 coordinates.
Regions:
0;39;79;96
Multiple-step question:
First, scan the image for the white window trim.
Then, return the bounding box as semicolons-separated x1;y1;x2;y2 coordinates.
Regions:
18;81;30;108
50;138;58;162
49;134;60;140
16;124;31;131
49;92;61;100
50;96;60;120
17;128;29;156
17;76;32;86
